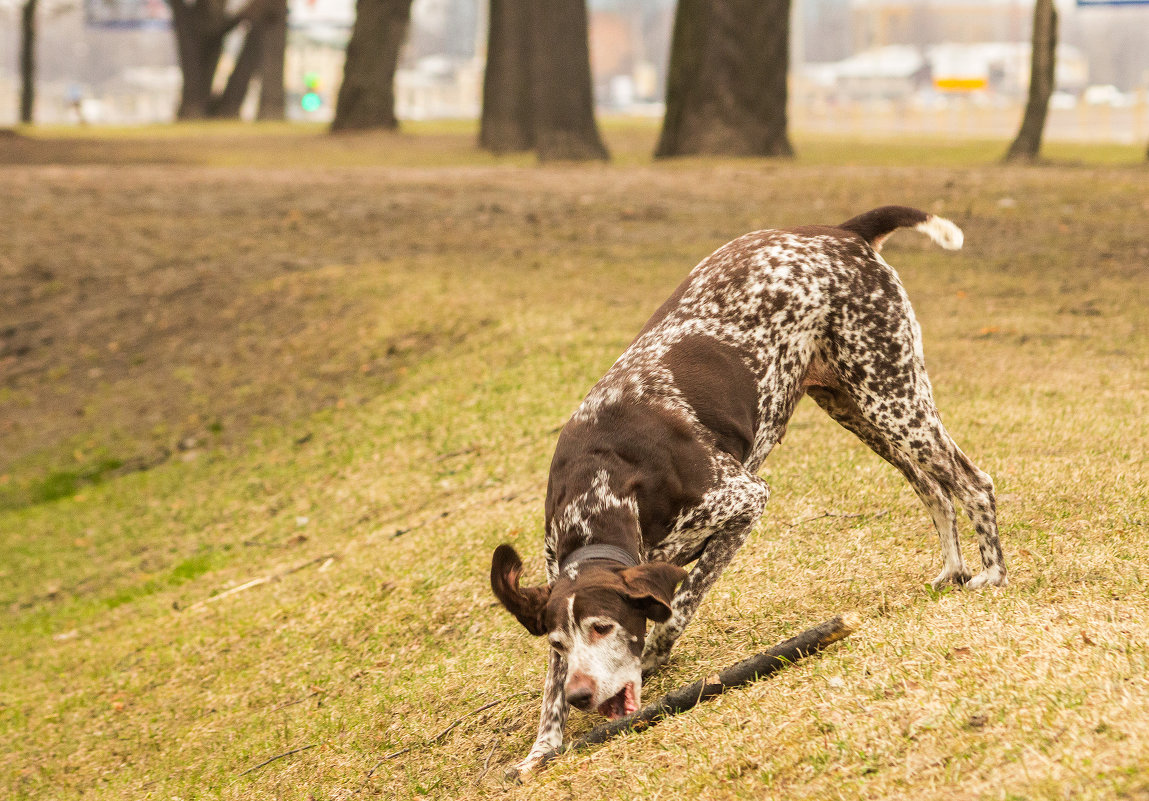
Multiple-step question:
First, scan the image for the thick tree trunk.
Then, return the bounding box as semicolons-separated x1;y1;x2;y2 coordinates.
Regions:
256;2;287;121
528;0;608;161
1004;0;1057;162
19;0;38;125
479;0;534;152
170;0;229;120
656;0;794;158
173;37;223;120
479;0;608;161
331;0;413;132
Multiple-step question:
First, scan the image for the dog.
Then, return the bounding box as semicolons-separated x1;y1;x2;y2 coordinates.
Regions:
490;205;1007;778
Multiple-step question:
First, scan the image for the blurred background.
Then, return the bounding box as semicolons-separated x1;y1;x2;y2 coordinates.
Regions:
1;0;1147;144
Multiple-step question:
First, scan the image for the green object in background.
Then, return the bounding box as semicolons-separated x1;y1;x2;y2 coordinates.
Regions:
301;71;323;112
301;92;322;112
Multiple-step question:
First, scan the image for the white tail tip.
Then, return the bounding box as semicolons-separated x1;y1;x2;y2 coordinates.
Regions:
915;215;964;250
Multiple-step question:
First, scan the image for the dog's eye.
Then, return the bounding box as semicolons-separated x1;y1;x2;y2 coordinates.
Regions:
591;622;614;636
549;638;566;653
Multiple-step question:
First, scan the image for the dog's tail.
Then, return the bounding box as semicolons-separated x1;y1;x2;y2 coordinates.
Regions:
838;205;963;253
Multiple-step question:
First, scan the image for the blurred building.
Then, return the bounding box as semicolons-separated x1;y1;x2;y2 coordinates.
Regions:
798;0;854;63
801;40;1088;102
847;0;1030;50
587;0;675;109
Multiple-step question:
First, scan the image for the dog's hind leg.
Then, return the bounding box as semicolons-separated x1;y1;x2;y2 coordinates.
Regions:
807;386;971;589
819;296;1007;588
642;458;769;674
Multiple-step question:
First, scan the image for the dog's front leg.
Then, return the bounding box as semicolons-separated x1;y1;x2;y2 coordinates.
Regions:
642;469;769;675
510;648;568;780
642;521;753;675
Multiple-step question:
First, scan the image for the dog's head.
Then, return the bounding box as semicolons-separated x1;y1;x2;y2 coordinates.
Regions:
490;544;686;719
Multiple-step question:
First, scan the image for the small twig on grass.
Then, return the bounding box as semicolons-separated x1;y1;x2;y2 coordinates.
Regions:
237;743;318;777
348;691;530;796
390;491;535;539
475;740;499;786
270;688;325;712
784;509;889;528
384;691;530;760
181;554;336;612
523;614;859;777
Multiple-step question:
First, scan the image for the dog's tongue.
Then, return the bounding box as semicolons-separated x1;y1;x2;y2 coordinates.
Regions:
598;684;638;719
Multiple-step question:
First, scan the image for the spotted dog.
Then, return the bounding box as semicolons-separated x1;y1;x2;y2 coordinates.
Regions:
491;205;1007;778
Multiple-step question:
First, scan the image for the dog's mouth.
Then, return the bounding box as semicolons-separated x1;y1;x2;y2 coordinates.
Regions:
597;682;639;719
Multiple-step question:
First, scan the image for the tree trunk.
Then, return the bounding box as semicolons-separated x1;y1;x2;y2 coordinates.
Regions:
528;0;608;161
19;0;38;125
331;0;413;132
1004;0;1057;162
656;0;794;158
170;0;228;119
169;0;272;121
212;21;265;118
256;1;287;121
479;0;608;162
479;0;534;152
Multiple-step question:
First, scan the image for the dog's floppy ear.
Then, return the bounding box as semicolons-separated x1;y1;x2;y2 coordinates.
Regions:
619;561;687;623
490;544;551;636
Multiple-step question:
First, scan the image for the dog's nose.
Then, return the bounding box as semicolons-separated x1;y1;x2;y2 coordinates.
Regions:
566;686;594;709
565;672;596;710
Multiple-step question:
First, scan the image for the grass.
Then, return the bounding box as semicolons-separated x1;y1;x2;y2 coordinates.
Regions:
7;117;1148;168
1;123;1147;800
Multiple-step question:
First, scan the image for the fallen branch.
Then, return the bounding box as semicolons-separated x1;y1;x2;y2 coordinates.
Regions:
237;743;318;777
529;613;858;773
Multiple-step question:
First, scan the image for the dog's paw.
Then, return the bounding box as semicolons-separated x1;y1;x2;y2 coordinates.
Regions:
930;567;972;591
641;648;670;678
504;756;543;784
965;567;1008;590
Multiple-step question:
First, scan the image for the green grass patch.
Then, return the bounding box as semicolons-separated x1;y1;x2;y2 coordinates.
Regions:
1;457;125;509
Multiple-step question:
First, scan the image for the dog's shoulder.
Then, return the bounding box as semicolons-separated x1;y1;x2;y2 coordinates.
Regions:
547;402;714;550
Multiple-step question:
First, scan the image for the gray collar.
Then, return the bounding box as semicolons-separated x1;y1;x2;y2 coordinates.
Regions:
559;543;640;573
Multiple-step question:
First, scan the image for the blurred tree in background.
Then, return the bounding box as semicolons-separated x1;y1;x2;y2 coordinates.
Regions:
1005;0;1057;162
480;0;608;161
332;0;413;131
168;0;287;120
19;0;38;123
657;0;793;158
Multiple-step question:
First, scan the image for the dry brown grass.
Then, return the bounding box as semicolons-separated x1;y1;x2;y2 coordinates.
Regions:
1;125;1146;800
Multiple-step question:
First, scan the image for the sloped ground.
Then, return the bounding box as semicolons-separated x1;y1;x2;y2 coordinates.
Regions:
1;127;1146;800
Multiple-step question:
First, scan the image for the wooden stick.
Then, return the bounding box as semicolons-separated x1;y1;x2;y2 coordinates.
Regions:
532;613;858;771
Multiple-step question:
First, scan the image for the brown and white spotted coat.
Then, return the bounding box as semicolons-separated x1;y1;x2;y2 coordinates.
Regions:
491;206;1007;778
